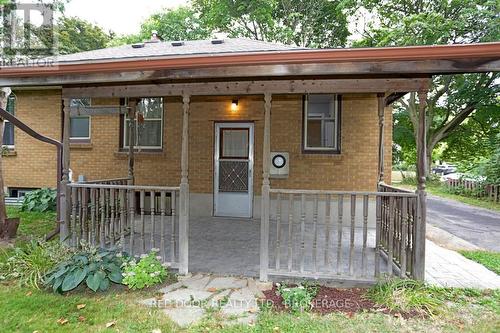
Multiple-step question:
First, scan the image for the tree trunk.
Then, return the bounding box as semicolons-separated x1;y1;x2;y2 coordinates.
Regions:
0;88;11;238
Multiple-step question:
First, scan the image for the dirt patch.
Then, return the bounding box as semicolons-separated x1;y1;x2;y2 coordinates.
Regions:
263;285;424;318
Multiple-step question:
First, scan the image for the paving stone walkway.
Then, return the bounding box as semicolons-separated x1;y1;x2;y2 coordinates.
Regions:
425;240;500;289
141;274;268;327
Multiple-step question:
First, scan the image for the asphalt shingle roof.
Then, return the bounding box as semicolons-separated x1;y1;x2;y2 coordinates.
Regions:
56;38;305;64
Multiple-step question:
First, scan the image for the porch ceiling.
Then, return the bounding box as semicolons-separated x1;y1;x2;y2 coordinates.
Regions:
62;78;430;99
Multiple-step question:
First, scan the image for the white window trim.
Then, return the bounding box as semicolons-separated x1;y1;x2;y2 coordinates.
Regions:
3;121;15;149
3;94;16;149
303;94;340;151
69;115;92;140
123;98;164;150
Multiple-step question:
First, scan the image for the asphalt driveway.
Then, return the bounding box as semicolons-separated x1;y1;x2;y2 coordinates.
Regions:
427;195;500;252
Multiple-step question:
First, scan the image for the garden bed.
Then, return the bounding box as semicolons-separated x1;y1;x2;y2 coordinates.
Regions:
263;284;424;318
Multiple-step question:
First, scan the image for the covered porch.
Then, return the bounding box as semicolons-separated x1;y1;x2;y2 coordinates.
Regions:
60;76;430;284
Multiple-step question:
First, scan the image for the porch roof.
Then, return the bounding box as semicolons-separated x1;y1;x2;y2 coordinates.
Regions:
1;39;499;87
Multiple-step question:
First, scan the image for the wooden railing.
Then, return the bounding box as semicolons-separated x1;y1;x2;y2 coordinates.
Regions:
66;183;180;267
446;179;500;203
264;188;419;282
81;177;129;186
378;183;418;278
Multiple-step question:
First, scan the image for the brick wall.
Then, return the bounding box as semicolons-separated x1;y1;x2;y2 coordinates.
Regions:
3;91;392;193
3;89;61;189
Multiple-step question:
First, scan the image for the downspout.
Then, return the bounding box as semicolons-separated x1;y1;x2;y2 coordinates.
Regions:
0;106;63;239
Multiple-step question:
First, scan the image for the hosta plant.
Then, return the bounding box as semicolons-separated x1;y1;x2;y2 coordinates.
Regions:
21;188;57;212
44;244;125;293
122;249;169;290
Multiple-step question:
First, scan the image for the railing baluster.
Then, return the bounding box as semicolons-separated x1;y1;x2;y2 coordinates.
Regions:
349;194;356;276
119;189;126;250
275;193;281;270
388;196;395;276
99;188;105;248
71;186;78;247
324;194;331;268
400;197;408;277
90;188;96;246
77;188;82;244
375;194;381;277
312;194;318;273
160;191;166;260
140;190;145;254
82;188;88;243
287;193;293;272
300;194;306;273
362;195;369;277
104;189;110;245
109;188;115;246
170;191;176;263
150;191;155;250
129;189;135;256
337;194;343;275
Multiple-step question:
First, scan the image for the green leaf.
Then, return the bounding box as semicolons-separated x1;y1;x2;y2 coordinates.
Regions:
108;270;123;284
61;268;86;291
52;277;63;292
99;277;110;291
86;273;100;292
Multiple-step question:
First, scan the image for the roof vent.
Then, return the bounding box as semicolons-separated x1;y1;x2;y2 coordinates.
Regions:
211;39;224;45
145;30;161;43
171;41;184;47
131;43;145;49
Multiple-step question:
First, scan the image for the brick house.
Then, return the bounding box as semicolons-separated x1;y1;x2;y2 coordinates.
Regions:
1;38;498;283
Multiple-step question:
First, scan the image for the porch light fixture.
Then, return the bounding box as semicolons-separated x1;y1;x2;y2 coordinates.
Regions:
231;99;239;112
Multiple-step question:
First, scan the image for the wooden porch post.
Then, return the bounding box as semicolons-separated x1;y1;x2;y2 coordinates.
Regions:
377;93;385;184
60;99;71;243
260;92;272;281
127;99;137;185
179;93;190;275
375;93;385;277
413;89;428;280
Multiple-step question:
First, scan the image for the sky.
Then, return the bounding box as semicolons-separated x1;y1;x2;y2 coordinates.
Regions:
63;0;189;35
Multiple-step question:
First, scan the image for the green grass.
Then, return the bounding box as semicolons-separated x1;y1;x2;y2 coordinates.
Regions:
7;206;57;241
0;283;177;333
460;251;500;275
0;278;499;333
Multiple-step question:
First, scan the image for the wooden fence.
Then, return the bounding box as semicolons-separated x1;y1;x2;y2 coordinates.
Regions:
263;188;419;282
446;179;500;203
66;183;180;267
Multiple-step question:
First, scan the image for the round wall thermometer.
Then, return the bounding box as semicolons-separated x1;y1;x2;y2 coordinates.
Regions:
272;154;287;169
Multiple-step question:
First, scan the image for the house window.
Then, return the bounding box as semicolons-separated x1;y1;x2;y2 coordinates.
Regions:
123;97;163;149
303;94;341;153
3;94;15;148
69;98;91;141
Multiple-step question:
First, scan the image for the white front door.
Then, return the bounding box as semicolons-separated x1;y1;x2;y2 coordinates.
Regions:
214;123;254;218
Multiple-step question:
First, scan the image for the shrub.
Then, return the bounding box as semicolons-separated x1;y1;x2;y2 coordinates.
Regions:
122;249;169;290
276;283;319;313
0;240;73;289
21;188;57;212
44;245;125;293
